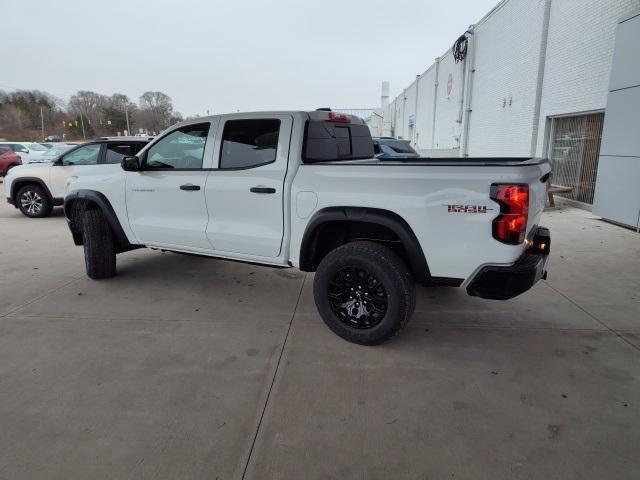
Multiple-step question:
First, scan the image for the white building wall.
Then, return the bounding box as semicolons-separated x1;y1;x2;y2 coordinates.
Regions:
402;81;418;141
370;0;640;157
535;0;640;155
433;51;464;151
466;0;546;157
414;65;436;150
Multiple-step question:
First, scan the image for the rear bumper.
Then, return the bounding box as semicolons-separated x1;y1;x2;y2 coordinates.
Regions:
466;227;550;300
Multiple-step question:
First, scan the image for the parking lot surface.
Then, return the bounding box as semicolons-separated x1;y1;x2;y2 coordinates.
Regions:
1;181;639;480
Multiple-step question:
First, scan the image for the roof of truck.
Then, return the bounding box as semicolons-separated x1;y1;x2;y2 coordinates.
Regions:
96;136;154;142
172;110;367;128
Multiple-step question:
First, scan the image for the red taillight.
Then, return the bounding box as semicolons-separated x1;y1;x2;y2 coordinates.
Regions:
491;184;529;244
327;112;351;123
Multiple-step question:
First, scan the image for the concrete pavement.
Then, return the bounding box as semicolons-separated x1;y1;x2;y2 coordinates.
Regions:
1;182;639;479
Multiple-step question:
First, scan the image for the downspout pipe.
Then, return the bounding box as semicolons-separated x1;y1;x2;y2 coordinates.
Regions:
431;57;441;149
530;0;552;156
461;25;476;157
413;74;420;147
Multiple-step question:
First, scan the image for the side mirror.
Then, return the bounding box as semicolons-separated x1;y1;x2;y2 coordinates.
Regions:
121;155;141;171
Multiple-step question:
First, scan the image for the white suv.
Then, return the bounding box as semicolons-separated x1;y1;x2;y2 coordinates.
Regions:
5;138;150;218
0;142;49;163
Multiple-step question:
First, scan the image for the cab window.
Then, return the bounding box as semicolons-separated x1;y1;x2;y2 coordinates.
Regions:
146;123;209;169
220;119;280;169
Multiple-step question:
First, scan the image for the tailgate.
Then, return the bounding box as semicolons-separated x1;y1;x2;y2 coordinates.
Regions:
525;164;551;235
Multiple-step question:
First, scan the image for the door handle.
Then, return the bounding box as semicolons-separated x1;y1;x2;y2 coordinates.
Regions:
250;186;276;194
180;184;200;191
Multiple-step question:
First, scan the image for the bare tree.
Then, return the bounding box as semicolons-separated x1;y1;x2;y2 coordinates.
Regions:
68;90;108;135
138;91;174;133
0;89;64;140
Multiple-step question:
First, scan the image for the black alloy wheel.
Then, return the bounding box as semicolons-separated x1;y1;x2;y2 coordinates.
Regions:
328;267;388;329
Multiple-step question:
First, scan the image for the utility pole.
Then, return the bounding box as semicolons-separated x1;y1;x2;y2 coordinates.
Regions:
124;102;131;136
40;107;45;140
79;111;86;140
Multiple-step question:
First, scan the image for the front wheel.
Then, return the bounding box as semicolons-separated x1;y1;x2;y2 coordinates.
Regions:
82;209;116;279
313;241;415;345
17;184;53;218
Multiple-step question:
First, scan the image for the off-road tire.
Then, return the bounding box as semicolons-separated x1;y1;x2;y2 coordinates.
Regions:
313;241;415;345
16;184;53;218
82;209;116;279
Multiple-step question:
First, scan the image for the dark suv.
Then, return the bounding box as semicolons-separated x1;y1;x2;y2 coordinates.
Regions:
372;137;419;159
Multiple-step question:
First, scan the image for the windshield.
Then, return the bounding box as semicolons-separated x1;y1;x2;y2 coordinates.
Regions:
379;140;417;155
43;145;74;158
27;143;48;151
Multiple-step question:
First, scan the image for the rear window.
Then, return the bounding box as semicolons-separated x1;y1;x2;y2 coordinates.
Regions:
303;121;374;163
220;119;280;169
105;143;143;164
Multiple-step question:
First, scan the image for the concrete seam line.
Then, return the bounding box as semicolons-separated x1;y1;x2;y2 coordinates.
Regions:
241;273;307;480
0;275;84;319
545;283;640;353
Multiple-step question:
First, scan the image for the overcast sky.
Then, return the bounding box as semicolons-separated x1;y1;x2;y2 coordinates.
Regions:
2;0;498;116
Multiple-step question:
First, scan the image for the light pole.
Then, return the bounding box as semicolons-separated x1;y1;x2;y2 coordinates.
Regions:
40;107;45;140
78;110;86;140
124;101;131;136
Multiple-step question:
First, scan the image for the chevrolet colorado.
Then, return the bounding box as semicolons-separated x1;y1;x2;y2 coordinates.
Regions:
64;110;551;345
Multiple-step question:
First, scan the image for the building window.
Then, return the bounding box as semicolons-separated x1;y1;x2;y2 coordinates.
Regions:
549;113;604;205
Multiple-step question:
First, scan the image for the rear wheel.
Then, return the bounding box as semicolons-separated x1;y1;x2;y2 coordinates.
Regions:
17;184;53;218
313;241;415;345
82;209;116;279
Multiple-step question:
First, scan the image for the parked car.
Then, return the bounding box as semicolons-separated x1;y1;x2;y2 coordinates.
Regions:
0;146;22;176
0;142;49;163
61;110;551;345
38;144;76;161
44;135;61;143
4;137;150;218
373;137;419;158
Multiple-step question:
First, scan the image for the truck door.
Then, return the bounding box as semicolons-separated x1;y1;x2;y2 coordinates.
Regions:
205;115;293;258
126;122;216;250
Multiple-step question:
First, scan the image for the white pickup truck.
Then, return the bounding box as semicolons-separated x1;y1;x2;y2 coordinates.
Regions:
64;110;551;345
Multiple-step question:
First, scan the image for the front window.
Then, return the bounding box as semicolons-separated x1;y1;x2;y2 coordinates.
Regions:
220;119;280;169
146;123;209;169
61;144;101;166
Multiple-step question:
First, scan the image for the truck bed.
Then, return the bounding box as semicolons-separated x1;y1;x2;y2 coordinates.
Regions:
309;157;548;167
